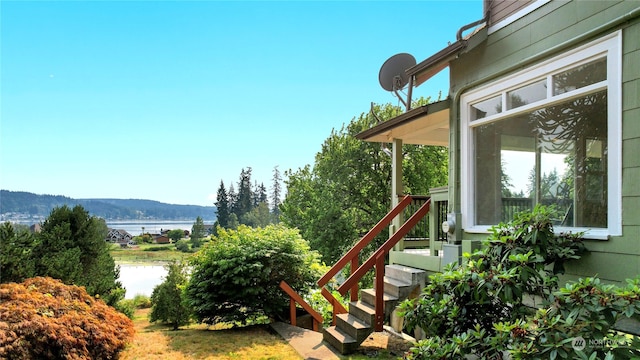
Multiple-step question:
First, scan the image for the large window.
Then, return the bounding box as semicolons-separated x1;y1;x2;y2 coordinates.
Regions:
461;32;621;238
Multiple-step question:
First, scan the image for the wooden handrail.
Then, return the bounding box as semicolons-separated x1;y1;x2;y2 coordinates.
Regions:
317;195;414;288
338;199;431;295
321;287;347;325
281;195;431;333
339;198;431;330
279;280;324;332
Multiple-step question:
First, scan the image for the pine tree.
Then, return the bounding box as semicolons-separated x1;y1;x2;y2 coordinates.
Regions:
235;168;253;222
228;183;237;219
191;216;206;248
271;166;282;221
214;181;229;228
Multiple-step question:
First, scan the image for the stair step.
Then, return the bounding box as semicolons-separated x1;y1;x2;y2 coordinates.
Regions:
380;276;415;298
349;301;376;325
336;313;373;343
386;264;427;287
323;326;359;354
360;288;398;307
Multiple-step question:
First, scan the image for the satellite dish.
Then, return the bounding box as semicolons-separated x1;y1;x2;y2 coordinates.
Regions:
378;53;416;92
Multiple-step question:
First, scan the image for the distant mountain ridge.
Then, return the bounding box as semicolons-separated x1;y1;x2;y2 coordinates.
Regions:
0;190;216;222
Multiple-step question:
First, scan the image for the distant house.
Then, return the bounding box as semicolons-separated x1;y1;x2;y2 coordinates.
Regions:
106;228;133;243
29;223;41;233
154;235;170;244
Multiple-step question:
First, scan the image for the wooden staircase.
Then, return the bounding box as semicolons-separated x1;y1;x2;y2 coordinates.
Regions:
323;265;425;354
280;195;431;355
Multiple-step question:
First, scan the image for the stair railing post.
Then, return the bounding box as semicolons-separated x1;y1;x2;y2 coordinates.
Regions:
290;298;297;327
375;254;385;332
350;256;359;302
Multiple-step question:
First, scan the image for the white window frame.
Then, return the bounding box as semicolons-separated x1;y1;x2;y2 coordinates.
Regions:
460;31;622;239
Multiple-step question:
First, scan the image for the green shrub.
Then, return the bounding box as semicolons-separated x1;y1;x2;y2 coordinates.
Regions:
116;298;136;319
144;246;172;252
305;288;348;327
150;261;192;330
175;239;190;253
398;205;640;359
186;224;323;326
132;294;152;308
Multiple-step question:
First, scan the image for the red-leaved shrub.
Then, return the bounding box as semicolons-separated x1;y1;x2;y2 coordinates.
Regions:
0;277;135;359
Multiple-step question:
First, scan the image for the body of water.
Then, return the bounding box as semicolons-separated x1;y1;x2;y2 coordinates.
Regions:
107;220;212;236
118;264;167;299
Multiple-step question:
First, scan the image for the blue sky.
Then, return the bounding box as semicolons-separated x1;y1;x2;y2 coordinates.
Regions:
1;1;483;206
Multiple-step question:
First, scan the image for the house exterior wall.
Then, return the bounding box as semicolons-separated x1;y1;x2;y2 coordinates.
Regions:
486;0;535;27
449;0;640;284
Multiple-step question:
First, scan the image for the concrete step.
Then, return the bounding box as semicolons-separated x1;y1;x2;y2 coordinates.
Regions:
336;313;373;343
349;300;376;325
323;326;359;354
381;276;415;298
385;264;426;287
360;288;398;307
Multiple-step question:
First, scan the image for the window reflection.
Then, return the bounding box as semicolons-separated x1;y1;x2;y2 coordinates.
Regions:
506;79;547;110
470;95;501;121
553;58;606;95
474;90;608;227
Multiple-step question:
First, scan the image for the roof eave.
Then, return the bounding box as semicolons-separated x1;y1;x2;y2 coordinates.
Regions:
406;40;467;86
355;98;451;143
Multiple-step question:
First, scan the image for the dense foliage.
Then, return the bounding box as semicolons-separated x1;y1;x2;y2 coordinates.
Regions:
1;205;124;306
150;261;192;330
190;216;207;248
0;277;134;359
401;206;640;359
0;222;36;283
280;99;448;264
186;225;323;325
214;167;282;230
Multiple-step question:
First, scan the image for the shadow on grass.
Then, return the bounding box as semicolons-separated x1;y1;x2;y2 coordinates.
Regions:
144;321;301;360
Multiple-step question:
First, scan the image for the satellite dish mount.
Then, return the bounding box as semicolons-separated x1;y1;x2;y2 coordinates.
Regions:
378;53;416;111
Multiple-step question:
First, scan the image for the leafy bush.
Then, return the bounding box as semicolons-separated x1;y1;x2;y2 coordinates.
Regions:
144;246;172;252
306;288;348;326
133;294;152;308
399;205;640;359
116;298;137;319
175;239;191;253
0;277;135;359
150;261;192;330
186;224;323;326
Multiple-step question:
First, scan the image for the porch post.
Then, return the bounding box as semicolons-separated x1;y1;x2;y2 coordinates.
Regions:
391;138;404;251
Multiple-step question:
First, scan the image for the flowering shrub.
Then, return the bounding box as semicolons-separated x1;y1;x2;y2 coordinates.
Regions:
0;277;135;359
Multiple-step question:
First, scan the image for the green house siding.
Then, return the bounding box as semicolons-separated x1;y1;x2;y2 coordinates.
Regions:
449;0;640;284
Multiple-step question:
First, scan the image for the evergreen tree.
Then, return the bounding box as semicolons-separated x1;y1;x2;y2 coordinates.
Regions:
32;205;123;305
0;222;36;283
190;216;206;248
150;261;192;330
235;168;253;222
214;181;229;228
228;183;237;219
254;182;268;206
271;166;282;221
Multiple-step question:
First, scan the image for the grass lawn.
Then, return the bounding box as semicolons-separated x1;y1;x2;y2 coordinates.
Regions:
120;308;302;360
110;243;193;264
120;309;411;360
